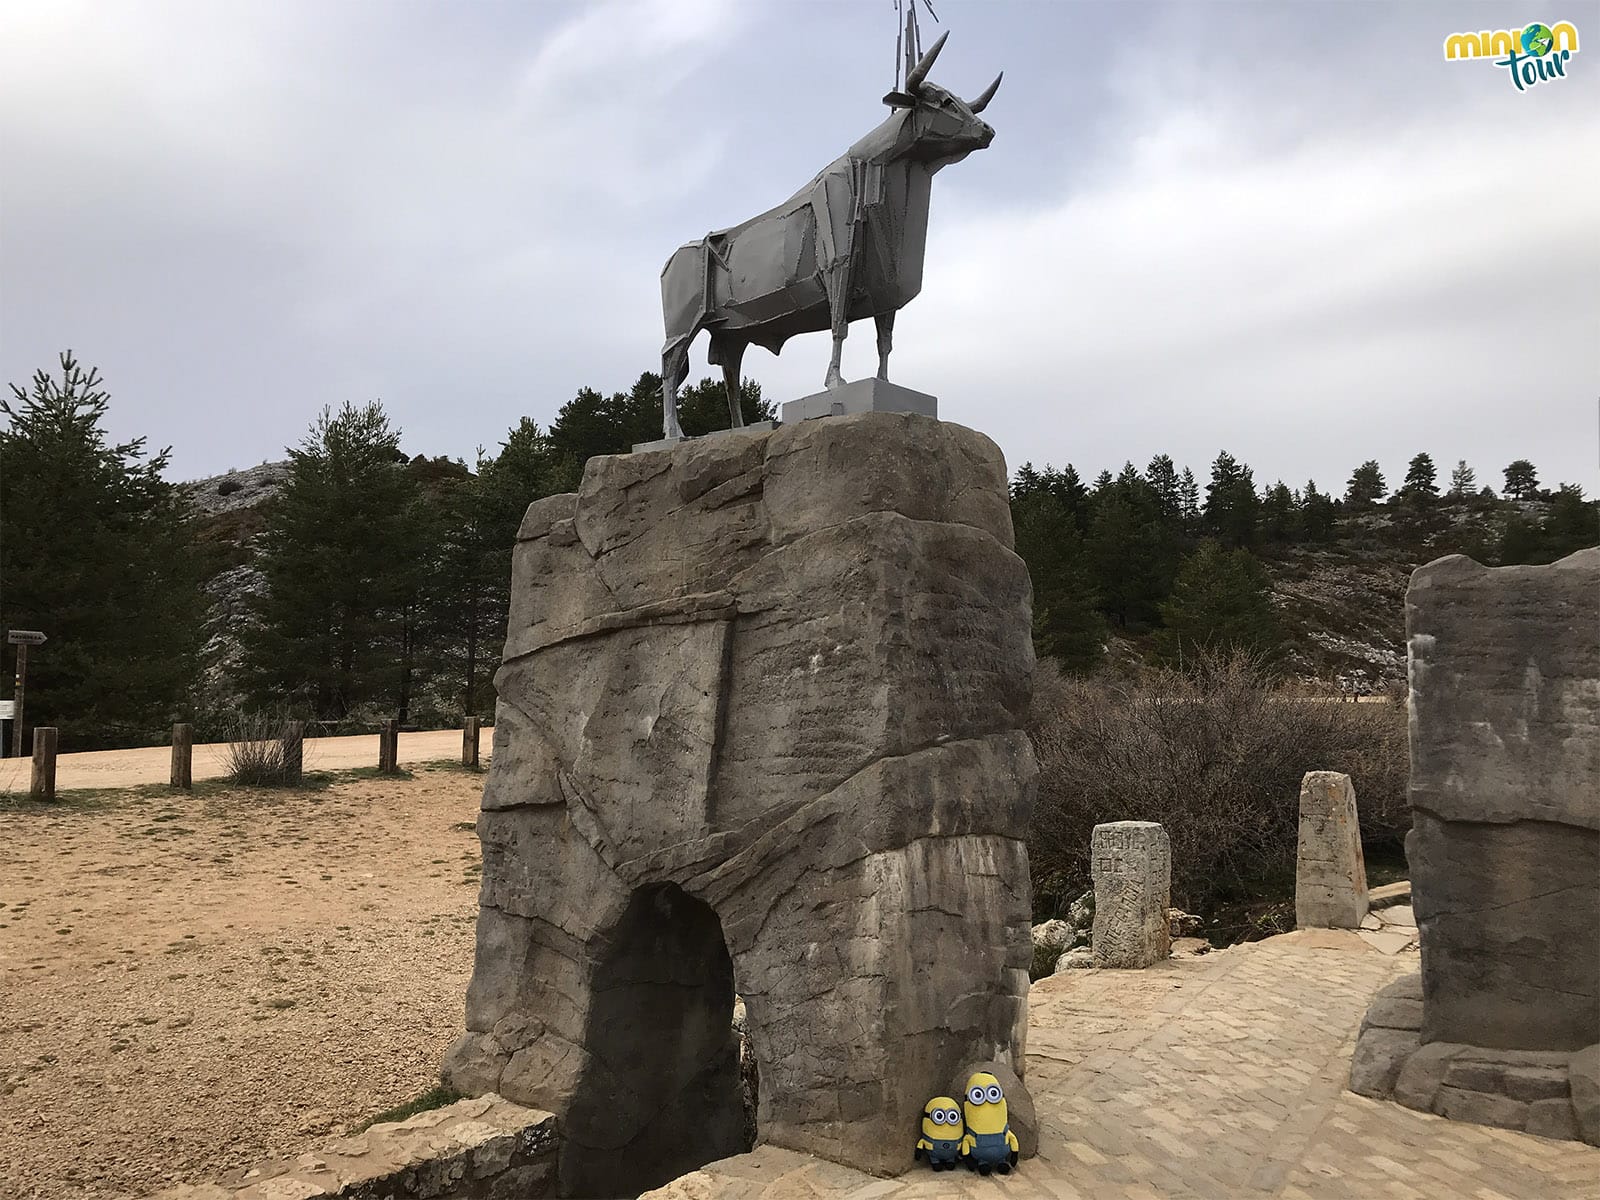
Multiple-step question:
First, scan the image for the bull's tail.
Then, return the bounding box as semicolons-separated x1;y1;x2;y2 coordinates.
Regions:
660;241;712;439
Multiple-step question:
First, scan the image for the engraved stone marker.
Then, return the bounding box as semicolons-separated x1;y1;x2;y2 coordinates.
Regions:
1295;771;1368;929
1091;821;1171;968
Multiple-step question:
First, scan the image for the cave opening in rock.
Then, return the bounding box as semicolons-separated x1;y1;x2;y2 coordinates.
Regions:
558;882;753;1198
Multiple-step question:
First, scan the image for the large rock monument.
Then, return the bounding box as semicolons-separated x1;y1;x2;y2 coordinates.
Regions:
443;412;1038;1195
1351;549;1600;1144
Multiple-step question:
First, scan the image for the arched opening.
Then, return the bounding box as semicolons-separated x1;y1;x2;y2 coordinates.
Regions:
558;882;752;1198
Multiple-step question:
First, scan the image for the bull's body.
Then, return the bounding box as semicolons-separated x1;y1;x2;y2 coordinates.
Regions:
658;37;997;440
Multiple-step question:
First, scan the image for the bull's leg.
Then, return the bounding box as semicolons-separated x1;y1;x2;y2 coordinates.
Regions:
874;311;895;381
825;333;846;391
661;341;689;441
716;338;747;429
822;234;857;391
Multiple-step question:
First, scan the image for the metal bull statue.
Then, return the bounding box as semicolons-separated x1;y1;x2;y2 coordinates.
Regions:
658;32;1000;440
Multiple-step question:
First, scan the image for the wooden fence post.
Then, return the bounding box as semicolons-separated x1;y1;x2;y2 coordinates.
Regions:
283;721;305;785
379;719;398;773
170;723;193;789
30;726;57;801
463;717;480;769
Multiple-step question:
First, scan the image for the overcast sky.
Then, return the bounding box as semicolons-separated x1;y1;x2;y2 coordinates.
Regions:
3;0;1597;495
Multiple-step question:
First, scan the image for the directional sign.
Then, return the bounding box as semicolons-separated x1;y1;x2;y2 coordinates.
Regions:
6;630;46;646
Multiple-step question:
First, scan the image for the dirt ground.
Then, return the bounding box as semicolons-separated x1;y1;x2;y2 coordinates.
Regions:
0;765;485;1200
0;729;476;795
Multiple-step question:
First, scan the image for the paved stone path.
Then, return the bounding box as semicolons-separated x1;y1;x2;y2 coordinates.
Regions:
646;931;1600;1199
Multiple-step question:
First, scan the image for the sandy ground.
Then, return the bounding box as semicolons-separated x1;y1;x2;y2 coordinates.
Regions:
0;765;485;1200
0;729;480;796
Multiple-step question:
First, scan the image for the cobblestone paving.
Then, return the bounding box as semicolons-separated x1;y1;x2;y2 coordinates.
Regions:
646;931;1600;1200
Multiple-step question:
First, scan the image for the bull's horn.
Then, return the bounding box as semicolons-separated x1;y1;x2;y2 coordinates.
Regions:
905;30;949;93
968;71;1003;113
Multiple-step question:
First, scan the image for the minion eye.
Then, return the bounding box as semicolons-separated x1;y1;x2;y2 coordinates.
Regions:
929;1109;946;1125
968;1085;986;1104
944;1108;961;1123
986;1084;1003;1103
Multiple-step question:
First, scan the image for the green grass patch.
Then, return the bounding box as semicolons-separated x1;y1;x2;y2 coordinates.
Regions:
354;1083;464;1132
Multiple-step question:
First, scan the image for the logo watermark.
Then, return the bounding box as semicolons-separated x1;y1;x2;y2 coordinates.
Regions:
1443;20;1579;91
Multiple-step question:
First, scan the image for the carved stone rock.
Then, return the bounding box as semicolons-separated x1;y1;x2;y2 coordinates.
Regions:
442;413;1037;1194
1405;550;1599;1052
1090;822;1171;968
1349;550;1600;1144
1294;771;1368;929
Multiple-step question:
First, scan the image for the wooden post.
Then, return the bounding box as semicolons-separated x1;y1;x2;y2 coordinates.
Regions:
170;723;193;789
282;721;304;785
379;719;398;773
30;726;57;801
463;716;480;769
11;642;27;759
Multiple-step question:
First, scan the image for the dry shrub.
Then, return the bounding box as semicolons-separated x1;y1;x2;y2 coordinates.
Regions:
1027;651;1408;917
220;711;305;786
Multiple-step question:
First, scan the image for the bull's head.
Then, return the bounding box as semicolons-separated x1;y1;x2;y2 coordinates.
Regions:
882;32;1000;165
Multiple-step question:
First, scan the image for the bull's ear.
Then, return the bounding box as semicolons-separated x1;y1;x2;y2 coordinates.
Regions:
882;90;918;108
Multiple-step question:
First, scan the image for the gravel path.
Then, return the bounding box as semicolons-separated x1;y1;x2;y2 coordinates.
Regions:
0;766;484;1199
0;729;480;795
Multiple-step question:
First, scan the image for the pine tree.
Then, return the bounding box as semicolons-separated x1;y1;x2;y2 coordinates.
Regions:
1503;459;1540;500
1203;451;1259;546
1260;481;1298;542
1010;489;1104;671
242;401;425;720
1302;481;1336;541
1177;468;1201;528
0;353;205;747
1146;454;1181;520
1158;541;1282;664
1344;460;1386;509
422;418;578;716
1011;462;1042;500
1400;453;1439;503
1447;460;1476;499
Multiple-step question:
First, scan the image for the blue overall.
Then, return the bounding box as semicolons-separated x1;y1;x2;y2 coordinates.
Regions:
968;1128;1012;1167
925;1136;961;1165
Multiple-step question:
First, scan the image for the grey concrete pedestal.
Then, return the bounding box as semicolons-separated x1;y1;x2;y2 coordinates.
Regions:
780;378;938;423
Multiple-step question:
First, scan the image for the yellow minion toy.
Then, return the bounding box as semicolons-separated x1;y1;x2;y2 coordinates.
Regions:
959;1071;1020;1174
915;1096;964;1170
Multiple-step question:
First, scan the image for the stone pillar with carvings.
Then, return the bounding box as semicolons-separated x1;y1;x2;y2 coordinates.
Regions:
1295;771;1368;929
1090;821;1171;968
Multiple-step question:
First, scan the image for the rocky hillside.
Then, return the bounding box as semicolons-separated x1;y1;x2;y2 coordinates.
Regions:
180;463;285;714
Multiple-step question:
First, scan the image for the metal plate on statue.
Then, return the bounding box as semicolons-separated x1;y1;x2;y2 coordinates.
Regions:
780;378;938;424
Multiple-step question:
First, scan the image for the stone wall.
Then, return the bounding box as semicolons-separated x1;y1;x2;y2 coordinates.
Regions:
1350;549;1600;1145
149;1096;558;1199
443;413;1037;1194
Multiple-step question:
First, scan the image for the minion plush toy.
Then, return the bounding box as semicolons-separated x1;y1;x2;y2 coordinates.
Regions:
959;1071;1020;1175
915;1096;964;1170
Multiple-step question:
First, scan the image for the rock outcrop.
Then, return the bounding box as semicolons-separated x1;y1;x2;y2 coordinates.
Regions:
1350;549;1600;1145
443;413;1037;1194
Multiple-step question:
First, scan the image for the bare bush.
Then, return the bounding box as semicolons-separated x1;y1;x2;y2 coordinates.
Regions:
219;711;306;786
1028;651;1408;918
